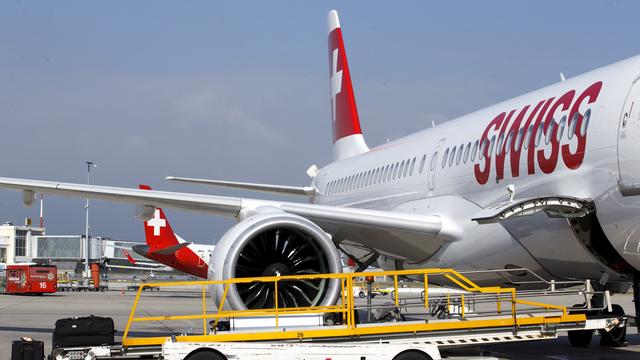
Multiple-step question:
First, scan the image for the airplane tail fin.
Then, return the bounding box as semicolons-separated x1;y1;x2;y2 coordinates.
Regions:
328;10;369;161
138;184;184;251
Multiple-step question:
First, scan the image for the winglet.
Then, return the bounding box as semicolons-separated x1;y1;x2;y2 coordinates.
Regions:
123;249;137;265
327;10;369;161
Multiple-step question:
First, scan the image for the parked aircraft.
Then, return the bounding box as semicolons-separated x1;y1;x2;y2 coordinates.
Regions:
0;11;638;338
129;185;214;279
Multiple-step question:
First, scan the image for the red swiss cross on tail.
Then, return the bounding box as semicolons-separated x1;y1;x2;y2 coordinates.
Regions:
327;10;369;161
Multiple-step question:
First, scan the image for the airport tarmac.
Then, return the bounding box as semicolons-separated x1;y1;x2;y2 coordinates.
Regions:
0;288;637;359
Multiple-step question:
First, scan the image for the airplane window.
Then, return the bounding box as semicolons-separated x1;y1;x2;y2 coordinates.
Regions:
580;109;591;136
456;145;463;165
393;162;400;180
496;133;504;155
367;170;374;186
568;112;579;139
515;128;524;149
374;168;380;184
419;154;426;173
534;123;543;147
357;173;362;188
478;139;489;160
524;125;533;150
404;159;410;177
488;135;496;157
463;142;471;163
442;148;449;168
449;146;456;167
360;172;366;188
350;175;355;191
409;157;416;176
399;161;405;178
505;130;513;154
471;140;478;161
329;181;334;194
557;115;566;142
384;165;390;182
545;120;555;145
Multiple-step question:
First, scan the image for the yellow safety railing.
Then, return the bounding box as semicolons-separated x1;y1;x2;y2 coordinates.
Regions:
121;268;585;346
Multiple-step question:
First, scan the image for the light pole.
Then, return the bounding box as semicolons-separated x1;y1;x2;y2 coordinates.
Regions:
84;161;97;286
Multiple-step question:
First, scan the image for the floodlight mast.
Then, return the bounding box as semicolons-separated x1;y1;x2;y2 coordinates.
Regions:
84;161;97;287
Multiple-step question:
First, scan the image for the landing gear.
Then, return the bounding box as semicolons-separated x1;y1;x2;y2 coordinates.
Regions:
599;304;627;347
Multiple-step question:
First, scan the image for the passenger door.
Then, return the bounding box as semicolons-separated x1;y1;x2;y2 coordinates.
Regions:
618;79;640;195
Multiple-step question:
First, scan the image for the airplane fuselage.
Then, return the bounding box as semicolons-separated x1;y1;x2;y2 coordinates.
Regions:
313;55;640;289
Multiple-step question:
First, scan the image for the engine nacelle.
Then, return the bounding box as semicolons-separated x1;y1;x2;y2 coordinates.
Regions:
209;210;342;310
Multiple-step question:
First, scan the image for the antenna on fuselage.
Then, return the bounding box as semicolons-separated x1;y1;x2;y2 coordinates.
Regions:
431;120;436;128
507;184;516;202
559;72;566;82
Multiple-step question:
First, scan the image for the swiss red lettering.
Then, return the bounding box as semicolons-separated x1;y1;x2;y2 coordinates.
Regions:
509;101;543;178
494;110;516;181
473;81;602;185
527;98;555;175
562;81;603;169
537;90;575;174
474;112;505;185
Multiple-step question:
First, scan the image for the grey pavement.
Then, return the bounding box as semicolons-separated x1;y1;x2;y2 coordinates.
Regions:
0;288;637;359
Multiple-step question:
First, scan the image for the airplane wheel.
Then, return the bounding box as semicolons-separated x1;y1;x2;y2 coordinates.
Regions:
599;304;627;347
359;291;366;298
568;303;592;347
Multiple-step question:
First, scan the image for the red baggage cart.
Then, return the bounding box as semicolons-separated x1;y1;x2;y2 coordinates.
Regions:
0;264;57;294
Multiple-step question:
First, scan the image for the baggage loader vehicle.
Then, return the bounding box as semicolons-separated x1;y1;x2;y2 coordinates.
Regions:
46;267;628;360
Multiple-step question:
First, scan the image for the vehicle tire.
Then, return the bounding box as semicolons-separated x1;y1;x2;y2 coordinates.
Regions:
568;303;593;347
599;304;627;347
186;350;226;360
568;329;593;347
393;350;432;360
359;291;366;298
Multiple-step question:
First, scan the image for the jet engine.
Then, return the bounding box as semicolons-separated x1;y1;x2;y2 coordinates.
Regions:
209;209;342;310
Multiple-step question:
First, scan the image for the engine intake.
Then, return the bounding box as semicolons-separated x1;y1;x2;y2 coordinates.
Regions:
209;210;342;310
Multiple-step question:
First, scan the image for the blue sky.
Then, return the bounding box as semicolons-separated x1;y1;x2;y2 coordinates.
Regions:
0;0;638;244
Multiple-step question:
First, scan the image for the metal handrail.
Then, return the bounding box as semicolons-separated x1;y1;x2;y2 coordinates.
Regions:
121;267;585;347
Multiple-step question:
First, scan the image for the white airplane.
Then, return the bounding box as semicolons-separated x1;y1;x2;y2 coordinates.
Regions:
0;11;638;330
130;184;214;278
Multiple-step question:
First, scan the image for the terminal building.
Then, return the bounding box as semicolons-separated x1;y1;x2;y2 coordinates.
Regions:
0;220;180;279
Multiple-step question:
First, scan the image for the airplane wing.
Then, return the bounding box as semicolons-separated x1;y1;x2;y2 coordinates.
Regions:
166;176;315;197
0;177;454;261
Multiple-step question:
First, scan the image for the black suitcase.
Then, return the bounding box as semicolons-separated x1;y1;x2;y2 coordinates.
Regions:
11;339;44;360
52;315;115;347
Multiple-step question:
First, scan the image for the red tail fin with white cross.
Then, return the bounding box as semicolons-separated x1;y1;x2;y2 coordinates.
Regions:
328;10;369;161
139;184;182;251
